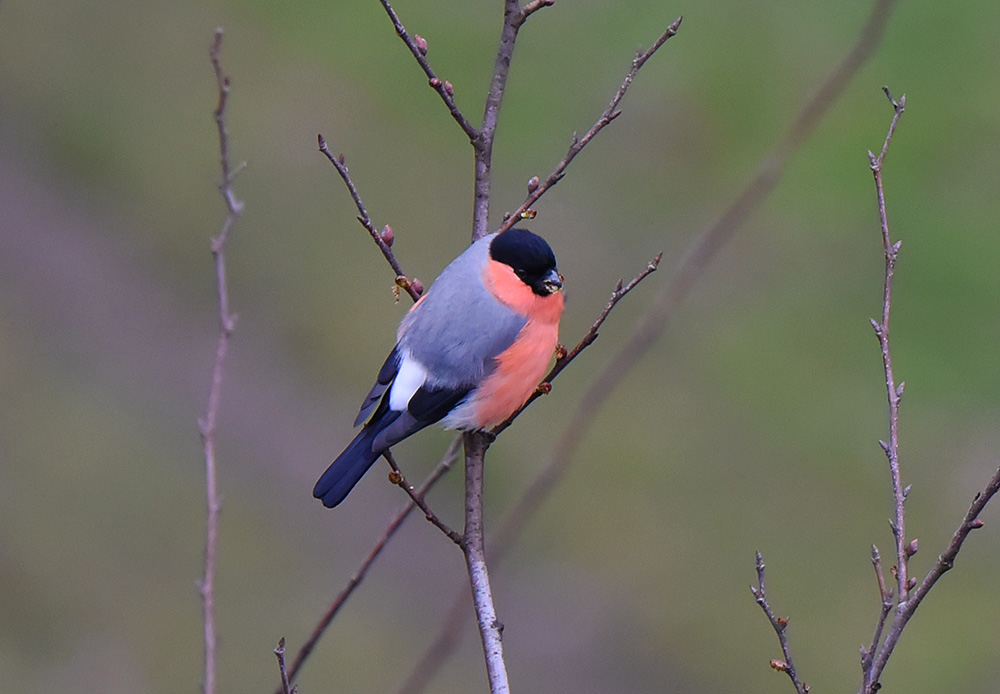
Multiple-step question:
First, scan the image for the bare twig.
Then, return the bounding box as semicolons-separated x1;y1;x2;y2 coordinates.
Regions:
384;449;463;546
282;438;462;691
498;17;683;234
197;28;243;694
750;553;809;694
868;87;908;606
462;431;509;694
317;136;422;302
376;0;479;141
275;638;294;694
860;545;893;673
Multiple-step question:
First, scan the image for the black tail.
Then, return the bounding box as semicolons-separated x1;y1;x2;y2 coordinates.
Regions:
313;426;382;508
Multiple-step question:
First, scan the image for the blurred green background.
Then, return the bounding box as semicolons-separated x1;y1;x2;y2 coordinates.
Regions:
2;0;999;691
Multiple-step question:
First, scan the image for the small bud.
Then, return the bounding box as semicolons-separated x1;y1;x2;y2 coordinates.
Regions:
970;518;985;529
527;175;540;193
554;344;568;360
388;470;403;484
443;80;454;96
411;278;424;296
536;382;552;395
905;538;918;557
776;617;789;629
429;77;441;88
770;659;789;672
337;154;345;165
519;208;537;220
414;34;428;55
380;224;394;247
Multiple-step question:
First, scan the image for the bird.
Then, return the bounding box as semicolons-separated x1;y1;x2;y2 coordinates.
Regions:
314;228;564;508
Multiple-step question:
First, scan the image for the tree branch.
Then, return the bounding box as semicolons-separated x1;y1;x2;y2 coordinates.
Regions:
750;552;810;694
317;136;423;302
197;28;244;694
498;16;683;234
868;87;908;608
462;431;509;694
375;0;479;141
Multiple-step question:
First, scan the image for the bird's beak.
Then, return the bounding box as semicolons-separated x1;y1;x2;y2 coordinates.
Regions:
542;268;563;294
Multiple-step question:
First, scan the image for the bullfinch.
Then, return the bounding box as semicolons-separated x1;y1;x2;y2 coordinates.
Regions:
314;228;564;508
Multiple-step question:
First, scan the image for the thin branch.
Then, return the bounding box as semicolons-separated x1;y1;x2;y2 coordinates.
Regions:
498;16;683;234
471;0;552;239
274;638;294;694
282;438;462;691
462;431;509;694
384;449;463;546
863;464;1000;691
867;87;908;607
375;0;479;141
197;28;243;694
317;136;422;301
860;545;892;673
750;553;810;694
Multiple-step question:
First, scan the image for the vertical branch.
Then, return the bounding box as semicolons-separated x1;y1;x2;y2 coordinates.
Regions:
462;431;509;694
472;0;533;239
197;28;244;694
867;87;908;606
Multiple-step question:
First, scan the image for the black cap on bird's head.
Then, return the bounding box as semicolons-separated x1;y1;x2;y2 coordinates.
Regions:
489;228;562;296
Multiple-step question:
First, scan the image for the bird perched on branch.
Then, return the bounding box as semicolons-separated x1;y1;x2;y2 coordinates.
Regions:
314;228;564;508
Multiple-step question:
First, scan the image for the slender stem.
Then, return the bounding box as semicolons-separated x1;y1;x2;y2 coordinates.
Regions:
375;0;479;141
462;431;509;694
274;638;293;694
498;17;683;234
868;89;908;607
750;553;809;694
199;28;243;694
472;0;530;240
384;449;463;545
317;136;421;302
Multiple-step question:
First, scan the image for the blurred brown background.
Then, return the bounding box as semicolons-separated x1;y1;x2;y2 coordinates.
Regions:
2;0;999;692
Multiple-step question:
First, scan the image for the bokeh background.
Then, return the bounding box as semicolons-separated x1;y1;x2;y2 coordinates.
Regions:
2;0;999;692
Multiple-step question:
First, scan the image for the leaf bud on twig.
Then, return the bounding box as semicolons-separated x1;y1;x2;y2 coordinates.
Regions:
380;224;394;247
444;80;454;96
411;278;424;296
527;175;539;193
414;34;428;55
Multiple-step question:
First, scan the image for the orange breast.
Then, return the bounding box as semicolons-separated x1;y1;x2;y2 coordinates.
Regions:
464;260;564;428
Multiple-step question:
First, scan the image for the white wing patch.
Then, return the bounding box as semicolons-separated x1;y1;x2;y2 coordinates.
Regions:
389;351;429;412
